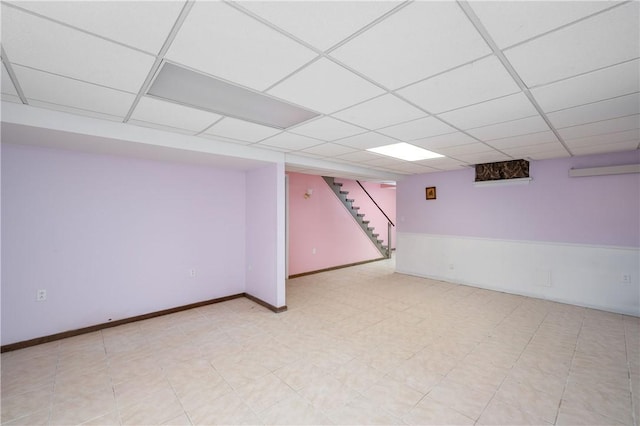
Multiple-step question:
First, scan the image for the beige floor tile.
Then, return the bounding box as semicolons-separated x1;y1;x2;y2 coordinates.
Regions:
259;394;332;425
185;391;260;425
325;394;405;425
427;377;495;421
495;377;561;424
273;359;327;391
0;385;52;424
298;374;361;411
403;396;475;425
2;408;50;426
118;387;185;426
556;400;626;425
49;388;117;425
477;398;551;425
562;380;633;424
331;358;386;394
362;375;424;418
81;409;121;425
234;373;296;414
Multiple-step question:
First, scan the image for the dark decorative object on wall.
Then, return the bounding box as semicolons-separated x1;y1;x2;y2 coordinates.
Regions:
475;159;529;182
425;186;436;200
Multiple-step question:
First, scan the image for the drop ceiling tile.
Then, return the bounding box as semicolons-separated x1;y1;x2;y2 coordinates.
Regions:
486;131;559;150
258;132;323;151
411;132;479;150
469;1;616;49
6;1;184;54
204;117;281;143
386;163;436;174
363;156;408;167
467;116;550;141
564;129;640;148
330;1;491;89
571;140;638;156
1;64;19;97
238;1;400;51
1;5;155;93
502;142;567;157
335;132;400;150
290;116;366;141
301;143;357;157
267;57;384;114
377;117;457;141
558;115;640;140
526;150;572;160
165;1;317;91
437;93;538;130
415;157;468;169
128;120;197;136
547;93;640;129
397;56;521;114
455;151;512;164
14;65;135;117
531;60;640;113
332;94;427;130
198;133;253;146
335;151;385;162
28;100;123;122
1;94;21;104
435;143;494;157
130;97;222;132
505;2;640;87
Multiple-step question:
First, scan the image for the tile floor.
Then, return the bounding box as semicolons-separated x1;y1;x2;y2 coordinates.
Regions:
2;256;638;425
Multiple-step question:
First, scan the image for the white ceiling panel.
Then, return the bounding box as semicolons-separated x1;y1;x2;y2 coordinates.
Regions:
564;129;640;148
197;133;253;146
558;114;640;140
415;157;469;170
385;163;436;174
526;150;572;160
332;94;426;130
330;1;491;89
468;115;550;141
397;56;521;114
335;131;401;150
502;142;567;157
411;132;479;150
130;97;221;132
455;151;512;164
204;116;281;143
290;116;366;141
1;5;155;93
378;117;457;141
300;143;358;157
128;119;197;136
258;132;323;151
437;92;538;130
548;93;640;129
5;1;184;54
531;59;640;113
165;1;317;91
1;94;22;104
1;64;19;97
238;1;400;51
570;140;639;156
28;100;124;122
434;143;494;157
469;1;617;49
14;65;135;118
363;156;408;167
505;2;640;87
485;130;559;150
335;150;386;162
267;58;385;114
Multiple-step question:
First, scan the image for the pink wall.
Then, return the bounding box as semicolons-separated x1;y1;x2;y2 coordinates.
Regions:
397;150;640;248
1;143;248;345
335;179;397;249
287;172;382;276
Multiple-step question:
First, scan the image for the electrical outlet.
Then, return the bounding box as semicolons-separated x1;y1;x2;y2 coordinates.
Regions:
36;289;47;301
188;269;196;278
621;273;631;284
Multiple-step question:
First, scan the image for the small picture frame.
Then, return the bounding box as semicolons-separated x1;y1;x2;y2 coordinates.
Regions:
425;186;437;200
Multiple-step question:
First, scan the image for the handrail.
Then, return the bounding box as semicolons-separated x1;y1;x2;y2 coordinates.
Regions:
356;180;395;227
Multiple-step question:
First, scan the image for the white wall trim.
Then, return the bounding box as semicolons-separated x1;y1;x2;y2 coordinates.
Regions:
473;177;532;187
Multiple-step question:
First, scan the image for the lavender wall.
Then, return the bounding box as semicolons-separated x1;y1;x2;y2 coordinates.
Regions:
287;172;382;276
1;143;247;345
398;150;640;248
245;163;286;308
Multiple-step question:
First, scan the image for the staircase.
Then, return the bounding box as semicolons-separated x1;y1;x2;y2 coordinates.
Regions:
322;176;389;258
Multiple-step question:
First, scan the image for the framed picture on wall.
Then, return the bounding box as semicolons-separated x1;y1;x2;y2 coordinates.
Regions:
426;186;436;200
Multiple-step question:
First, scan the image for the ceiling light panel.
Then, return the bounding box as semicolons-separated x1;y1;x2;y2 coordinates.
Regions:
300;143;358;157
5;1;184;54
13;65;136;118
377;117;457;141
1;63;19;97
289;116;366;141
558;115;640;140
397;56;520;114
148;63;319;129
547;93;640;129
531;60;640;113
564;129;640;149
469;1;616;49
485;131;559;150
332;94;427;130
411;132;478;151
204;117;281;143
336;132;401;150
505;2;640;87
130;97;222;132
165;1;317;91
437;92;538;130
467;115;550;141
367;143;444;161
257;132;323;151
238;1;400;51
267;57;385;114
330;2;491;89
1;5;154;93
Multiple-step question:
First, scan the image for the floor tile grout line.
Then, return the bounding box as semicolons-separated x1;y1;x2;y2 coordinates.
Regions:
553;311;585;425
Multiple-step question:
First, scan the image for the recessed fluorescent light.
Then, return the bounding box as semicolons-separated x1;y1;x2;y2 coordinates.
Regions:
147;62;320;129
367;142;444;161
